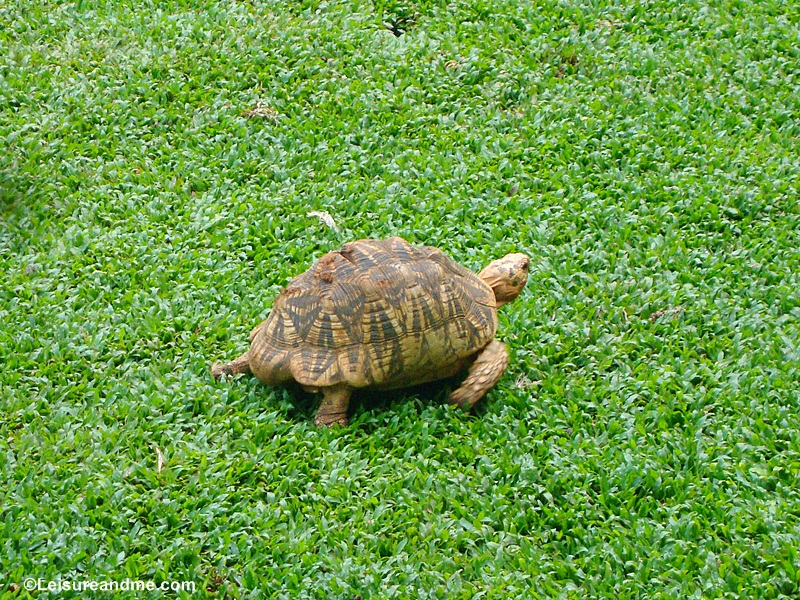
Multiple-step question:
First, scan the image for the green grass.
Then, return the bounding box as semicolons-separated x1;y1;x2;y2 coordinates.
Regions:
2;0;800;597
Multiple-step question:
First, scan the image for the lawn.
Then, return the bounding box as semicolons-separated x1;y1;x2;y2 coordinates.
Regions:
2;0;800;598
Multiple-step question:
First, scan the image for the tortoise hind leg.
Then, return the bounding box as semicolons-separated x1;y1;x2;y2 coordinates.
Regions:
211;351;251;380
449;340;509;410
314;384;352;427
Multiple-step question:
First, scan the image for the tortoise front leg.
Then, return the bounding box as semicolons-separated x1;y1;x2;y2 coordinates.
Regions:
448;340;509;410
315;384;352;427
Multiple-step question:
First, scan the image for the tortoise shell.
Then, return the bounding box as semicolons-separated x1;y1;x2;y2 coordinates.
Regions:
247;237;497;390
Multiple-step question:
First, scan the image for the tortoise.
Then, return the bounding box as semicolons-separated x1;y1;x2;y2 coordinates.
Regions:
211;237;529;427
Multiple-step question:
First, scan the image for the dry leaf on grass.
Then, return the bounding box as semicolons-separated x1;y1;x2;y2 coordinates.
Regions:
244;101;279;121
154;445;165;473
307;210;339;231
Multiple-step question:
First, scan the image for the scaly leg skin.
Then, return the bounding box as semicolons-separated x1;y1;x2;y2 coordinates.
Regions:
314;384;352;427
210;352;251;380
449;340;509;410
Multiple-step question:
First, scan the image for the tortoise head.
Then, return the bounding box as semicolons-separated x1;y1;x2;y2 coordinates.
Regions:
478;253;530;308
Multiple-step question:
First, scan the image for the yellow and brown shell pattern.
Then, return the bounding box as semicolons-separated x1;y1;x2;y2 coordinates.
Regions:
247;237;498;390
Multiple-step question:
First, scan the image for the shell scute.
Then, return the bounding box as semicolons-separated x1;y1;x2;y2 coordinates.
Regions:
281;289;322;340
